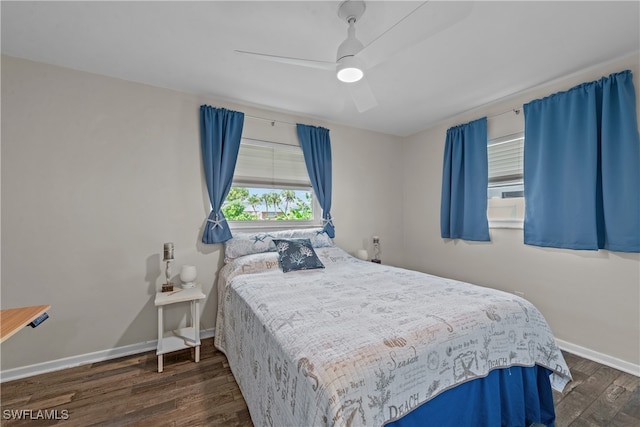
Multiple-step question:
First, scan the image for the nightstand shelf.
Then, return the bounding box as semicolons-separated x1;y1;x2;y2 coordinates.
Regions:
154;286;205;373
158;327;199;353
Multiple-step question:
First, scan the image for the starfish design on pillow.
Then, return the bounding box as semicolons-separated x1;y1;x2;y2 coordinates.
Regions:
253;234;271;243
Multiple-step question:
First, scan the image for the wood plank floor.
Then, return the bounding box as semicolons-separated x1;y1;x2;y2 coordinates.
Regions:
1;338;638;426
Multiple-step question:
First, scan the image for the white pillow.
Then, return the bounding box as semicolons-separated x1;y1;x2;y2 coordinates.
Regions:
224;228;333;262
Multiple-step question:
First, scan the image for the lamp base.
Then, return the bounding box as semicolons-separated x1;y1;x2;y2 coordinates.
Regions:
181;282;196;289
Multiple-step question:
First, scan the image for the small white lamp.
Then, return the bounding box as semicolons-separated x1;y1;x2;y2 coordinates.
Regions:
180;265;197;289
355;249;368;260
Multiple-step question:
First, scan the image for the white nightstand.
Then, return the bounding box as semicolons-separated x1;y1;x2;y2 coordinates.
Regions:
154;285;206;373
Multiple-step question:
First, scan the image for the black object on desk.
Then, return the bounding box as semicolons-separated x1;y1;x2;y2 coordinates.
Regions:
28;312;49;328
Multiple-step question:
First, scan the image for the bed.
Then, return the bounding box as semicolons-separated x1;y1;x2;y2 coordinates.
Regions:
214;230;572;427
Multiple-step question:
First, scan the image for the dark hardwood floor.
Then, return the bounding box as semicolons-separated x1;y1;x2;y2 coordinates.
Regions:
552;352;639;427
1;338;638;426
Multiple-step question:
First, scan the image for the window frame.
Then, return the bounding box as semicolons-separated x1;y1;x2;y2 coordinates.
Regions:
225;138;322;231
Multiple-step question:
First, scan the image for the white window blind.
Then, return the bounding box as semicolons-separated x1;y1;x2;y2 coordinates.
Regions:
488;133;524;185
233;138;310;188
487;132;525;226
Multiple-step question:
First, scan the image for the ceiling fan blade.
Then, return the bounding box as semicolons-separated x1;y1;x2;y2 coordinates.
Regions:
235;50;336;71
357;1;474;69
347;76;378;113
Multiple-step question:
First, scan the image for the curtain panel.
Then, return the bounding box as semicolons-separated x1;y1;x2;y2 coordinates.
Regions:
440;117;490;241
296;124;335;238
523;70;640;252
200;105;244;244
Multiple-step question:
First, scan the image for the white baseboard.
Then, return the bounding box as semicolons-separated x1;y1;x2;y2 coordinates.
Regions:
556;338;640;377
0;329;215;383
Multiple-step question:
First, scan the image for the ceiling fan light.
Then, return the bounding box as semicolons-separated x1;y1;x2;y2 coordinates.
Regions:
337;67;363;83
336;56;364;83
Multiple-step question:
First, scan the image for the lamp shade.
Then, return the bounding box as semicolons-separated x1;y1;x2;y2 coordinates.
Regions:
336;56;364;83
163;242;174;261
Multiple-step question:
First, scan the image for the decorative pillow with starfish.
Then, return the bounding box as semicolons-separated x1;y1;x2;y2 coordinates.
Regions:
272;238;325;273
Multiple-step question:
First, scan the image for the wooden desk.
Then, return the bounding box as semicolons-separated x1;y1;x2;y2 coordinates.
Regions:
0;305;51;343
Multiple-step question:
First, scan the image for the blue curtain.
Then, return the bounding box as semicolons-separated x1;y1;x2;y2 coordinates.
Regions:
200;105;244;244
440;117;490;241
523;70;640;252
296;124;335;238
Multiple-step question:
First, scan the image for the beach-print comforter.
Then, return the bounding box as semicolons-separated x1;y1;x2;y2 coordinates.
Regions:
214;247;571;427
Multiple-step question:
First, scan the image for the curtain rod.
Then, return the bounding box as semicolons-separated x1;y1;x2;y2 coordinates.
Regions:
487;108;522;120
247;108;521;128
245;114;298;127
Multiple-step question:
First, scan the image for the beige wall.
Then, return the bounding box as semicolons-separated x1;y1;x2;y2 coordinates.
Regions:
400;53;640;367
0;55;403;371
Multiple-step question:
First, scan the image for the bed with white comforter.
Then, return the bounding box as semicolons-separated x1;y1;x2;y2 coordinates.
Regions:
214;246;571;427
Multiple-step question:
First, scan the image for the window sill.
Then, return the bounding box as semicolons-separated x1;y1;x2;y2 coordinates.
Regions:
489;219;523;229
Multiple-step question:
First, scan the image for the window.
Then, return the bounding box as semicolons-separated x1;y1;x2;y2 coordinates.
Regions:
222;138;321;229
487;132;524;227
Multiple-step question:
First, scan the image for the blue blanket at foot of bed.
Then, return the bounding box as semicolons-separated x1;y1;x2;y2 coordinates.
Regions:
386;365;555;427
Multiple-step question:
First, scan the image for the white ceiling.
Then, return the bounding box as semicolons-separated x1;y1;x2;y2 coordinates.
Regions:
2;1;639;137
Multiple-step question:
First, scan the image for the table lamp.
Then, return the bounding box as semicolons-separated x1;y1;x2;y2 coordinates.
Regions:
371;236;381;263
180;265;197;289
162;242;174;292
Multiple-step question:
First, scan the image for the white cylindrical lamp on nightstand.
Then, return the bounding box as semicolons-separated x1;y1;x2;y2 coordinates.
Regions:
180;265;197;289
355;249;369;260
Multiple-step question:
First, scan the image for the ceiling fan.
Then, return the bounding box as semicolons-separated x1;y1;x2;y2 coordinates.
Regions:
236;1;473;113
